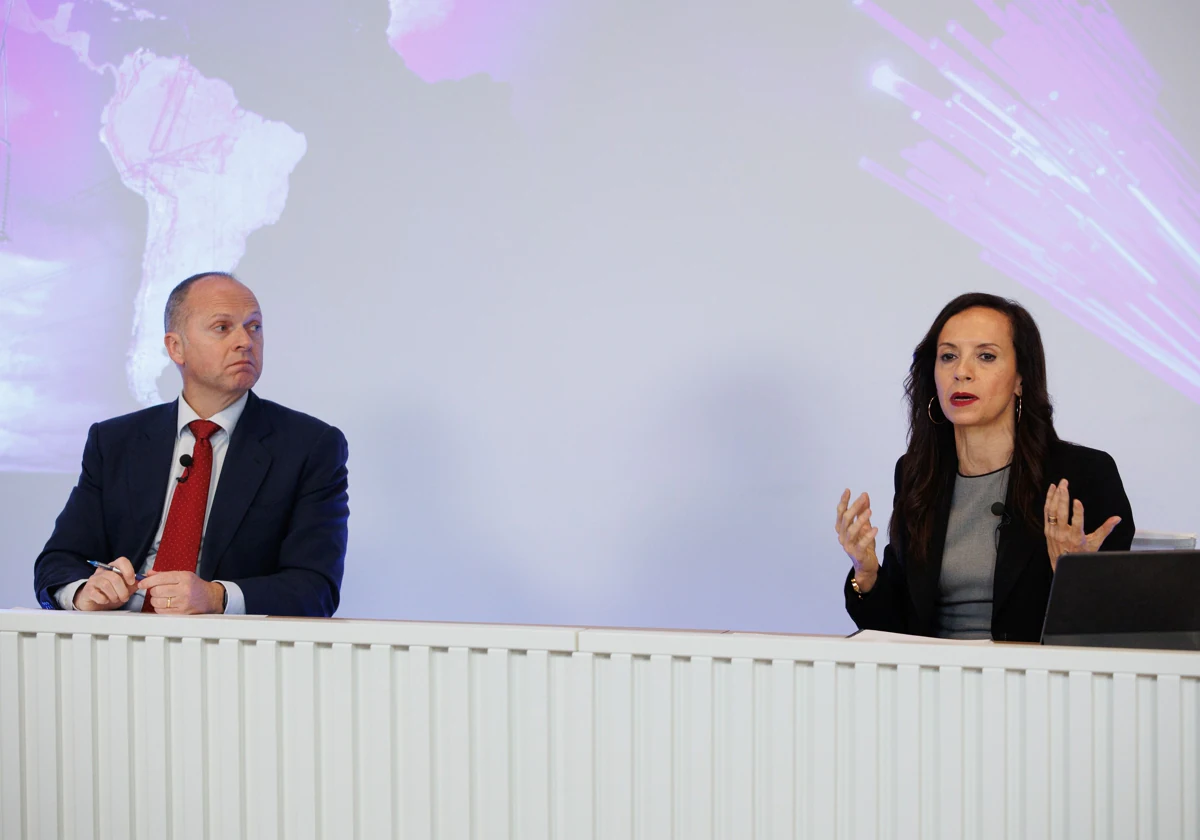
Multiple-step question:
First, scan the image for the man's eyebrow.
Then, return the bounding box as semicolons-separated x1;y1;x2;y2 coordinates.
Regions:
207;311;262;320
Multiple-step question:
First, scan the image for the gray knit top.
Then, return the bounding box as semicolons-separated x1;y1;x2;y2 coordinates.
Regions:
936;465;1011;640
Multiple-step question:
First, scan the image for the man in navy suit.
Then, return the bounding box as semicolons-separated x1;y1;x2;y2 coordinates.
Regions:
33;272;348;616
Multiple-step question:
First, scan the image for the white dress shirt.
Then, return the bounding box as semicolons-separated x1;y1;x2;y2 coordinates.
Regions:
56;393;250;613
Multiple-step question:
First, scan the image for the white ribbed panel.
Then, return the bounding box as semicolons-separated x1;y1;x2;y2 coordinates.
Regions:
563;650;595;840
282;640;317;840
319;644;351;836
173;636;205;840
404;644;434;840
0;630;20;839
360;643;394;840
2;613;1199;840
894;662;920;839
685;655;714;840
979;667;1005;840
515;649;550;840
769;658;795;840
68;633;96;840
248;639;281;840
480;647;511;840
724;657;755;839
809;660;837;838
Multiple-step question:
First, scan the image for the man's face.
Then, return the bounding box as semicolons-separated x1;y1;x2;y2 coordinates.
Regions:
165;276;263;407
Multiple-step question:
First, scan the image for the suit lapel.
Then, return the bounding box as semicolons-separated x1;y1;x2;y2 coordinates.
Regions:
125;401;178;563
197;392;272;580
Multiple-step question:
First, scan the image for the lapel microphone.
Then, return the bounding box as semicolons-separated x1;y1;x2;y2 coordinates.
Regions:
176;453;194;484
991;502;1011;553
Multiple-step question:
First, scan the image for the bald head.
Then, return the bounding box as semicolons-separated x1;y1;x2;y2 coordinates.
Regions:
163;271;264;416
164;271;243;334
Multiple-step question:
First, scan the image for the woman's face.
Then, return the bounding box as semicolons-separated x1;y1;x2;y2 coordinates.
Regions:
934;307;1023;430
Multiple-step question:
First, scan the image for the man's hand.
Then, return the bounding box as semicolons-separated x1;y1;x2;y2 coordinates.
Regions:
74;557;139;611
138;571;225;614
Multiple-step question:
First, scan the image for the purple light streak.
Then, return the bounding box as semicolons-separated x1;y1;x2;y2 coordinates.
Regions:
857;0;1200;403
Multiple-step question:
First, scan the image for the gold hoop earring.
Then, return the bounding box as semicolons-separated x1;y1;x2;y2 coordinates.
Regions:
1016;394;1023;423
927;396;944;425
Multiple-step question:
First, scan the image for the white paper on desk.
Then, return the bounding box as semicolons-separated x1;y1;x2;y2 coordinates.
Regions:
848;629;993;645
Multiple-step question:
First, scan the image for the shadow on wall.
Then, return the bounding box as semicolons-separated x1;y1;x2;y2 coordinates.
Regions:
622;360;853;634
334;397;547;624
333;361;860;633
0;472;79;608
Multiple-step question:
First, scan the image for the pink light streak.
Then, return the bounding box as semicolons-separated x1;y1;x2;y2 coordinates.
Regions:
857;0;1200;403
387;0;542;83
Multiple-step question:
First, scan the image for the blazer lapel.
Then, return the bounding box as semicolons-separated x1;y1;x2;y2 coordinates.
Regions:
907;471;955;630
124;401;178;563
197;392;272;580
991;479;1041;613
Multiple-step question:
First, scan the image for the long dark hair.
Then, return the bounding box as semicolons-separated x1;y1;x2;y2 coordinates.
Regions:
891;293;1059;564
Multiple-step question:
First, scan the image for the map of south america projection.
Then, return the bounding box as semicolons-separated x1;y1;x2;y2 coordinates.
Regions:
100;50;305;405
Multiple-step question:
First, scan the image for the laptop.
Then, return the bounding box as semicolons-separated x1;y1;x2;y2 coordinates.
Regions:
1041;550;1200;651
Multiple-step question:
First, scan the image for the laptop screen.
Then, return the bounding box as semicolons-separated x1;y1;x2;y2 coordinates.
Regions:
1041;550;1200;650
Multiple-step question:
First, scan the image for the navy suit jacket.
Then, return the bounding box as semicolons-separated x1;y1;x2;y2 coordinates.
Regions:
34;391;348;616
844;440;1135;642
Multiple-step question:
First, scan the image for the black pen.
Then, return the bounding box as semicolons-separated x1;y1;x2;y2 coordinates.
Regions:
87;560;147;582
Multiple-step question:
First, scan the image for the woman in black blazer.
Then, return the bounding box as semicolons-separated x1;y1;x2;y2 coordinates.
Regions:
836;293;1135;642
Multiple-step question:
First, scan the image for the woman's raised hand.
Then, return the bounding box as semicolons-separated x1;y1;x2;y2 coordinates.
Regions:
837;489;880;591
1044;478;1121;571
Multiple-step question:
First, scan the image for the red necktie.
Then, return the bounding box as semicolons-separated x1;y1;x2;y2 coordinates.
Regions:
143;419;221;612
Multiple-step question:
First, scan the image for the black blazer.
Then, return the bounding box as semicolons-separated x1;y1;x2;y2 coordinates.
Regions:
34;391;349;616
845;440;1135;642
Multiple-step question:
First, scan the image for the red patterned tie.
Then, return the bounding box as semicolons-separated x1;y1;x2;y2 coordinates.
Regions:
143;419;221;613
